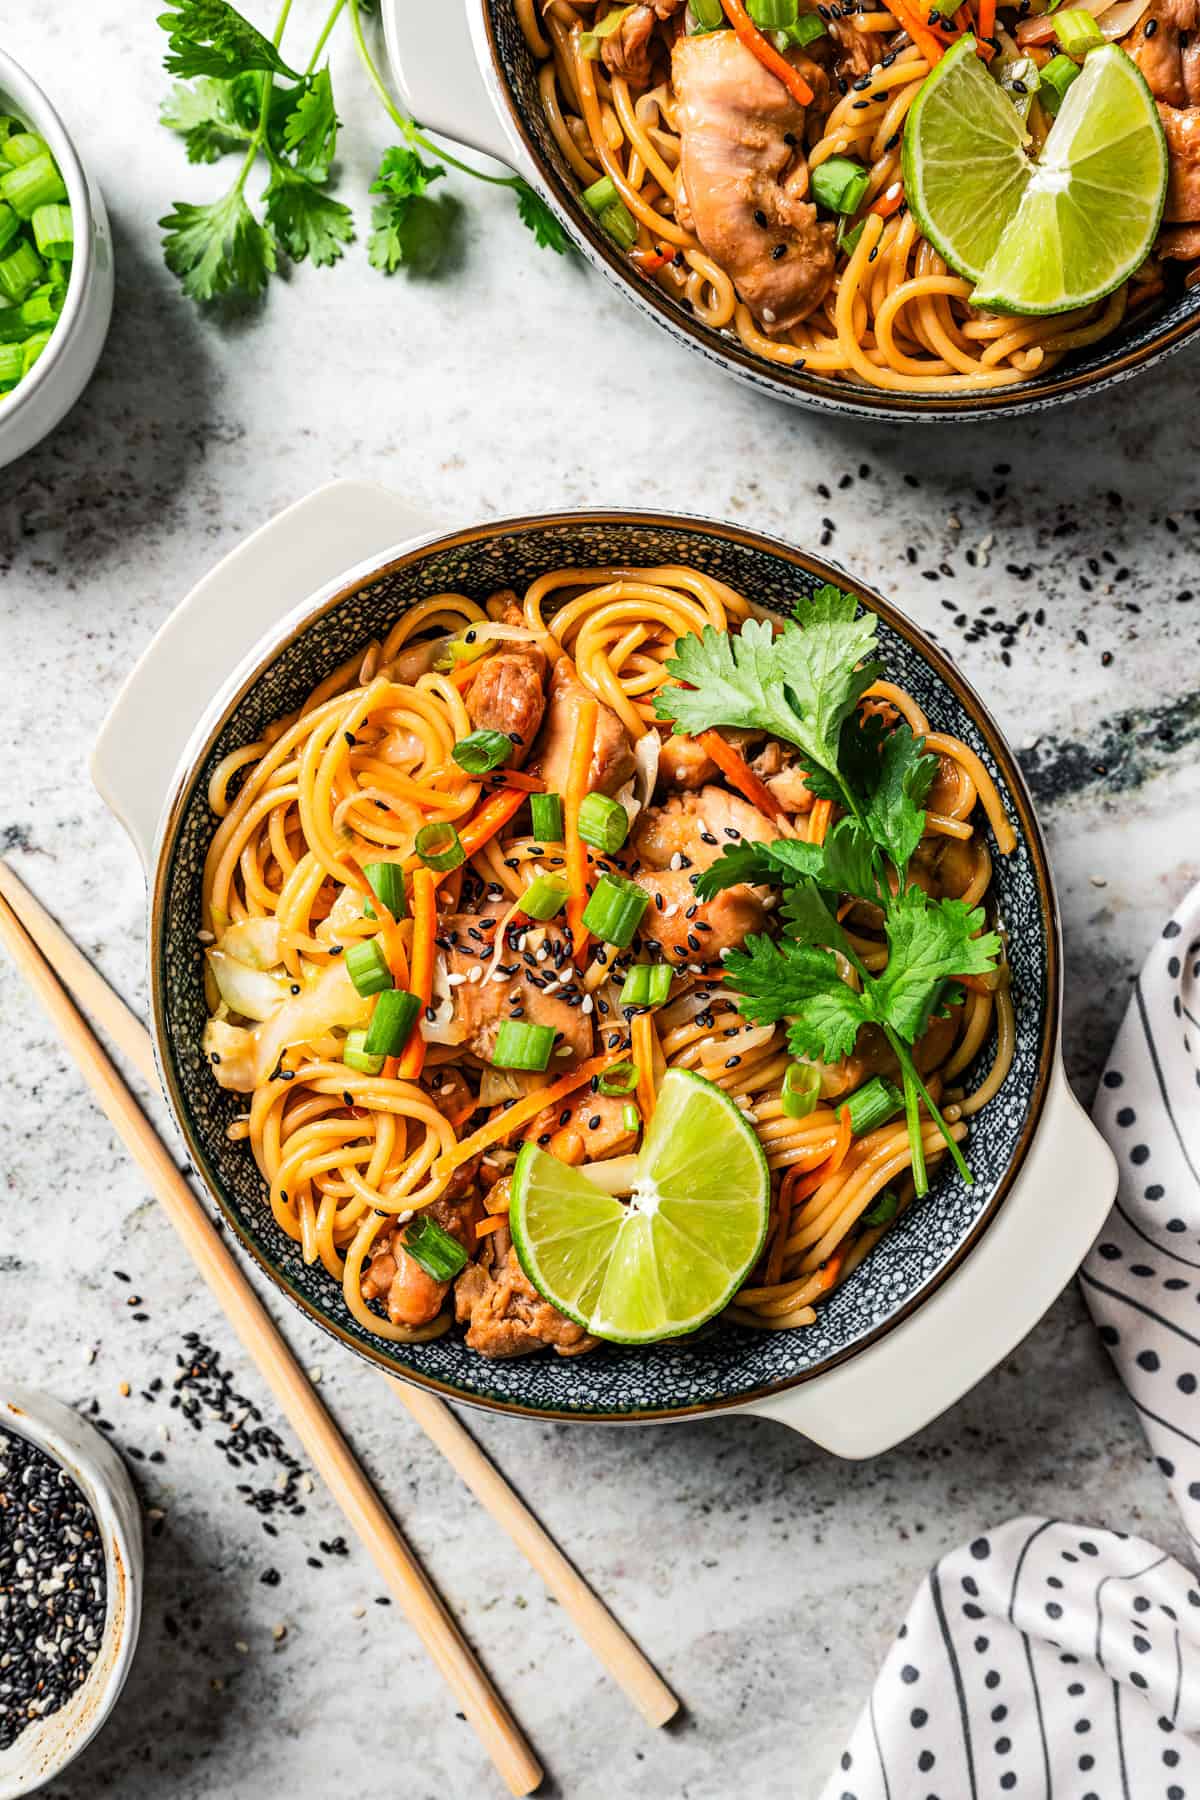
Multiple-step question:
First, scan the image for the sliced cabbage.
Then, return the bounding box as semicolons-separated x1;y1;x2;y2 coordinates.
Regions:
203;959;373;1091
207;950;293;1022
612;730;661;833
218;917;283;969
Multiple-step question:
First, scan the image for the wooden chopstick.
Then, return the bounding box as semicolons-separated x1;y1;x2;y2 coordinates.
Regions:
0;886;543;1798
0;862;679;1731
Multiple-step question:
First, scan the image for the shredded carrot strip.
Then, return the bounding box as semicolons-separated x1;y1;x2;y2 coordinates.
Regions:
475;1214;506;1238
697;730;789;828
975;0;996;44
720;0;815;103
449;661;480;692
432;1046;629;1178
870;181;905;219
547;1127;586;1164
632;1010;659;1123
632;246;672;273
493;769;545;793
817;1247;847;1293
565;697;599;968
953;972;995;996
808;798;834;845
764;1184;793;1286
785;1104;853;1204
888;0;947;60
429;786;528;885
397;868;436;1080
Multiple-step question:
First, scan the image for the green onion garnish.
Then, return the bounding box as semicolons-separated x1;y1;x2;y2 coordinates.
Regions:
619;963;672;1009
21;330;51;376
0;154;67;221
452;728;514;775
1039;52;1081;114
0;343;23;392
861;1187;901;1228
415;821;465;872
622;1101;641;1133
598;1061;639;1097
689;0;727;26
582;873;650;948
781;11;827;43
342;1029;385;1076
404;1215;468;1282
747;0;797;25
580;2;636;52
0;203;20;256
1052;9;1104;50
844;1076;904;1136
2;134;48;169
529;791;564;842
838;218;867;257
576;791;630;854
31;203;72;261
344;936;394;997
362;860;408;921
0;310;34;345
581;175;638;250
781;1060;821;1120
491;1019;558;1071
0;238;43;303
811;156;870;216
518;873;570;920
364;988;421;1058
20;283;60;329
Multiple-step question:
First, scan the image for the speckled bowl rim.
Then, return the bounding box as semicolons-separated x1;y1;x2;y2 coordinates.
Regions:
148;509;1060;1424
477;1;1200;422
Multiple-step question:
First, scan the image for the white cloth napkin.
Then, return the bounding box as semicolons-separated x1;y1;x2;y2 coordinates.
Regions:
820;887;1200;1799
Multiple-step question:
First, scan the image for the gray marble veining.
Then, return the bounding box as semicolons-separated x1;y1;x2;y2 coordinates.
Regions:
1;6;1199;1797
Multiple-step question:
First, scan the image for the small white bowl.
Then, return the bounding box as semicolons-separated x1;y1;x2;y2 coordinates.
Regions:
0;50;114;471
0;1389;143;1799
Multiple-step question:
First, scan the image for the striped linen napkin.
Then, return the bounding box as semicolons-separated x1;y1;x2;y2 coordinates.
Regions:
821;888;1200;1799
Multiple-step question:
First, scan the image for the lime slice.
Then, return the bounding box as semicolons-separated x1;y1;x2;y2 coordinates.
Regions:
509;1068;770;1345
904;38;1167;313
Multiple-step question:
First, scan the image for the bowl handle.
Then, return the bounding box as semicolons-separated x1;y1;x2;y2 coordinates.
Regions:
743;1058;1117;1458
379;0;518;169
90;480;444;871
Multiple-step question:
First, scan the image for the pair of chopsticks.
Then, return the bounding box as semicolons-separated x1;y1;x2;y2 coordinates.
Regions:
0;862;677;1795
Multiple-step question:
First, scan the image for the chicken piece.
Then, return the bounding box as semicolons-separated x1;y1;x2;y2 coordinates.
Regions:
749;739;814;815
658;731;718;791
632;785;778;965
672;30;835;332
466;644;547;766
1132;0;1200;107
439;905;594;1064
533;657;637;797
632;784;778;871
601;3;658;82
828;16;877;81
455;1239;597;1358
530;1088;639;1160
361;1193;476;1328
1159;221;1200;256
1159;104;1200;219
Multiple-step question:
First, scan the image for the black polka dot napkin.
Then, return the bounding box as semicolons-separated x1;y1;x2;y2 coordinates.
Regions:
823;897;1200;1797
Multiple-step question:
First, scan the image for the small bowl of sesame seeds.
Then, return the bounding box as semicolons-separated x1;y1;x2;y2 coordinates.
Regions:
0;1388;142;1797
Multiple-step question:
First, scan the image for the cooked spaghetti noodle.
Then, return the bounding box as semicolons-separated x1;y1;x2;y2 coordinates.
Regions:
199;564;1016;1358
516;0;1187;394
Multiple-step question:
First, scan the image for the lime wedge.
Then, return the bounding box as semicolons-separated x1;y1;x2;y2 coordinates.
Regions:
509;1068;770;1345
904;39;1167;314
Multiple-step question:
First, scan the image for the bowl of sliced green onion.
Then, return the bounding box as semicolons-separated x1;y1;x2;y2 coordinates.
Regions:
0;50;113;470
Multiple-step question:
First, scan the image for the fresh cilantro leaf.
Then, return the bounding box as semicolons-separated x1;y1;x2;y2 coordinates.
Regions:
281;68;338;181
159;187;276;301
371;145;443;200
777;586;882;783
655;618;813;749
780;878;848;953
723;935;870;1064
366;146;459;274
819;818;881;906
840;714;936;877
158;0;301;81
515;179;572;253
263;162;354;266
861;1187;901;1227
692;837;828;900
160;77;248;163
872;887;1001;1043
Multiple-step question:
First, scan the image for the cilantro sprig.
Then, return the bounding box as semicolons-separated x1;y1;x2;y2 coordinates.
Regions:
158;0;571;305
656;586;1005;1197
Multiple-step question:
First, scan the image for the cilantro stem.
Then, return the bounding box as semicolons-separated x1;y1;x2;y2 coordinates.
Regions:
347;0;523;190
884;1027;973;1189
899;1065;928;1199
307;0;347;73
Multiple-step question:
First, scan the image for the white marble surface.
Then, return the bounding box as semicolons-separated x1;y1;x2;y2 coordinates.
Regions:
2;7;1200;1798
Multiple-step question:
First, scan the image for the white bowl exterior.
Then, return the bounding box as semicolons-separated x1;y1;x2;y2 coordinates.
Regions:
0;1390;143;1798
0;52;114;473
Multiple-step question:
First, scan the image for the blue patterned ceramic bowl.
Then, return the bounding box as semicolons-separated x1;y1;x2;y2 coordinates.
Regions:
150;512;1059;1421
471;0;1200;421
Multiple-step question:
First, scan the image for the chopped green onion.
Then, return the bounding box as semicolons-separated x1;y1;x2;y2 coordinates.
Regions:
689;0;727;25
415;821;465;872
491;1019;557;1072
1039;52;1081;114
598;1061;639;1096
0;118;22;142
452;728;514;775
364;988;421;1057
2;134;48;169
0;153;67;221
362;861;408;921
748;0;797;24
838;218;867;257
619;963;673;1009
861;1186;901;1228
344;936;394;997
342;1029;385;1076
518;873;570;920
20;330;51;376
20;283;60;329
31;203;72;261
1053;9;1104;51
621;1101;642;1133
576;791;630;854
581;175;638;250
0;308;34;345
582;175;619;213
0;203;20;256
0;238;43;303
433;629;492;672
844;1076;904;1136
0;343;23;391
529;791;564;842
405;1216;468;1282
780;11;827;43
781;1060;821;1120
582;873;650;948
811;156;870;216
580;2;636;49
